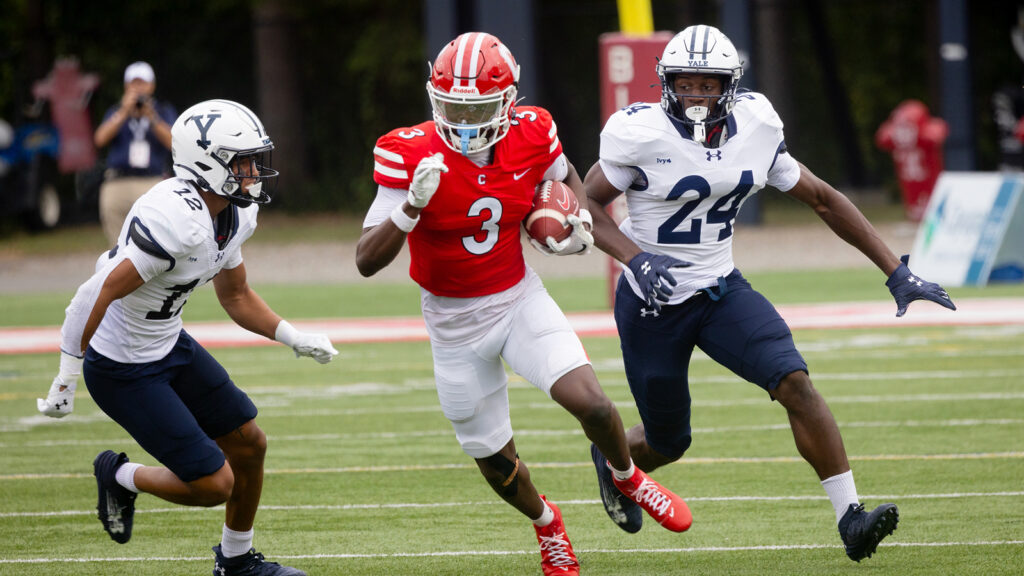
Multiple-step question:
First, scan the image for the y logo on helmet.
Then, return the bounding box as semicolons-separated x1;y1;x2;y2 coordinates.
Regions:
190;114;221;150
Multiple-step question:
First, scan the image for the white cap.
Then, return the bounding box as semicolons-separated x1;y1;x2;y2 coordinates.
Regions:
124;61;155;83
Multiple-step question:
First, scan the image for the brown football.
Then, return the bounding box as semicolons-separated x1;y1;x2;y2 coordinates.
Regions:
525;180;579;244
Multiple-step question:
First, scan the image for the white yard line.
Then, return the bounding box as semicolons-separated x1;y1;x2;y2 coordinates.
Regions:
2;540;1022;564
3;490;1023;519
3;451;1023;481
3;417;1021;448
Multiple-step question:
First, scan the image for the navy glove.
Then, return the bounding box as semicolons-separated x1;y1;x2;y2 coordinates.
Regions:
885;254;957;317
627;252;690;311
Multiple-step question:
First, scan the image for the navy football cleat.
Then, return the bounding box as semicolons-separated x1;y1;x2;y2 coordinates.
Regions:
93;450;137;544
838;502;899;562
590;443;643;533
213;545;307;576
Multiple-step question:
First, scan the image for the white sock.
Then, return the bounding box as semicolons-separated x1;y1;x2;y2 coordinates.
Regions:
532;502;555;527
821;470;860;524
220;525;254;558
609;460;635;481
114;462;142;493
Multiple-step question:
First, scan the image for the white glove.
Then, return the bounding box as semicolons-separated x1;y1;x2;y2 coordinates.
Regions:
545;209;594;256
408;153;448;208
529;237;555;255
275;320;339;364
38;352;83;418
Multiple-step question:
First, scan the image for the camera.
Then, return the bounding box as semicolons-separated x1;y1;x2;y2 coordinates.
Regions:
135;95;150;110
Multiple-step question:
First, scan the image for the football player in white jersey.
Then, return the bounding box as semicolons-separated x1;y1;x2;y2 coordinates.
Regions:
583;25;956;561
36;99;337;576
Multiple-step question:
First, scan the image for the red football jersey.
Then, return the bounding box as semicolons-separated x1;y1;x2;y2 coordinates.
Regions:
373;106;563;297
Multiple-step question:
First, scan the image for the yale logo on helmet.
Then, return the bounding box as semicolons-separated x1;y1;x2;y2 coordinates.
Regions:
190;114;221;150
688;60;710;67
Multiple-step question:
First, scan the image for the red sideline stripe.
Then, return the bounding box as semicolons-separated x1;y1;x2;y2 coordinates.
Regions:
1;298;1022;355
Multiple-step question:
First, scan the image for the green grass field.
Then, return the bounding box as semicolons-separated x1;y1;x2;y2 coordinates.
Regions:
1;270;1023;575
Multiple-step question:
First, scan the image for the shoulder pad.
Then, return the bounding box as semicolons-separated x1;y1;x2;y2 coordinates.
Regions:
507;105;561;160
600;102;662;165
373;122;434;188
127;216;176;271
131;192;206;259
732;92;784;130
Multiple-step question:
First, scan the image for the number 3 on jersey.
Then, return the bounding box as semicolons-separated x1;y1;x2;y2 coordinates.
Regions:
658;170;754;244
462;197;502;254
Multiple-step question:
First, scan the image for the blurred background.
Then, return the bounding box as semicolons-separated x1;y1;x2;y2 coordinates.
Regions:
0;0;1020;234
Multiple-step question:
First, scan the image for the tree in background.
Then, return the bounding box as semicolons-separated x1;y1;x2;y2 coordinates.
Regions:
0;0;1019;219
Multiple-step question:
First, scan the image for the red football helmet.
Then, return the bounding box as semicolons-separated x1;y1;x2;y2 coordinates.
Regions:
427;32;520;155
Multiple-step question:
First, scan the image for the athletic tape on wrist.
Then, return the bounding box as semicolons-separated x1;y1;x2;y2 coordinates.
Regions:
578;208;593;228
390;203;419;233
274;319;299;347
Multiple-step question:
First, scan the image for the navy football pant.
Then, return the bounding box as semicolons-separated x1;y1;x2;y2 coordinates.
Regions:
84;330;258;482
614;269;807;459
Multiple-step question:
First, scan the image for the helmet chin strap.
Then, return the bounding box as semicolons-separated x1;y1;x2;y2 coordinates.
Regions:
685;105;709;143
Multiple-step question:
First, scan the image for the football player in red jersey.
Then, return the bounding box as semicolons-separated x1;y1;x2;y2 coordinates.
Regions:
356;32;691;575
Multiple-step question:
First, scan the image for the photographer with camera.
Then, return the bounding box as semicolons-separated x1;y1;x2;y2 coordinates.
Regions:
93;61;176;245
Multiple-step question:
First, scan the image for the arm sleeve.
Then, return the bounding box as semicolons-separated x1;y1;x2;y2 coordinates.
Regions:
60;244;169;356
542;153;568;182
362;186;408;228
58;256;123;357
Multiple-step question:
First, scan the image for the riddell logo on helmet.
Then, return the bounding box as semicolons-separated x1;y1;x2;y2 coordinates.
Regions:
450;86;480;95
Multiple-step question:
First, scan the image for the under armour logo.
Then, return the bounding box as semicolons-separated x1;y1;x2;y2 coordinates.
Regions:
214;564;226;576
706;150;722;161
58;399;68;408
640;261;651;275
640;308;659;318
907;276;923;287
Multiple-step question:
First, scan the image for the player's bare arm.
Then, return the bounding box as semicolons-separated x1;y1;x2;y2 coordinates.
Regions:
358;152;447;276
562;161;589;214
785;162;901;275
355;217;411;277
79;259;145;354
582;162;641;264
213;263;281;340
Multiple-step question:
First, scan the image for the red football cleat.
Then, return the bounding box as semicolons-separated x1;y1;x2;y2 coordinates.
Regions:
612;468;692;532
533;496;580;576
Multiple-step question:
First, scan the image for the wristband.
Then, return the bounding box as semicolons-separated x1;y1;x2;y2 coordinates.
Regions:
274;319;299;348
58;351;84;380
390;203;420;233
577;208;593;228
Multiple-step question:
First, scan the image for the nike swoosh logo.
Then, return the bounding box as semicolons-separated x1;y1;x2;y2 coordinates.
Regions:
513;168;532;181
556;191;571;211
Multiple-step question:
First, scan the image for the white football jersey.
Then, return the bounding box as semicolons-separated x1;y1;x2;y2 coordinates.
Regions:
600;92;801;304
89;178;258;363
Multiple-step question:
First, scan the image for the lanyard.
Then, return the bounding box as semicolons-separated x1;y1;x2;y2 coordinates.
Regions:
127;116;151;141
